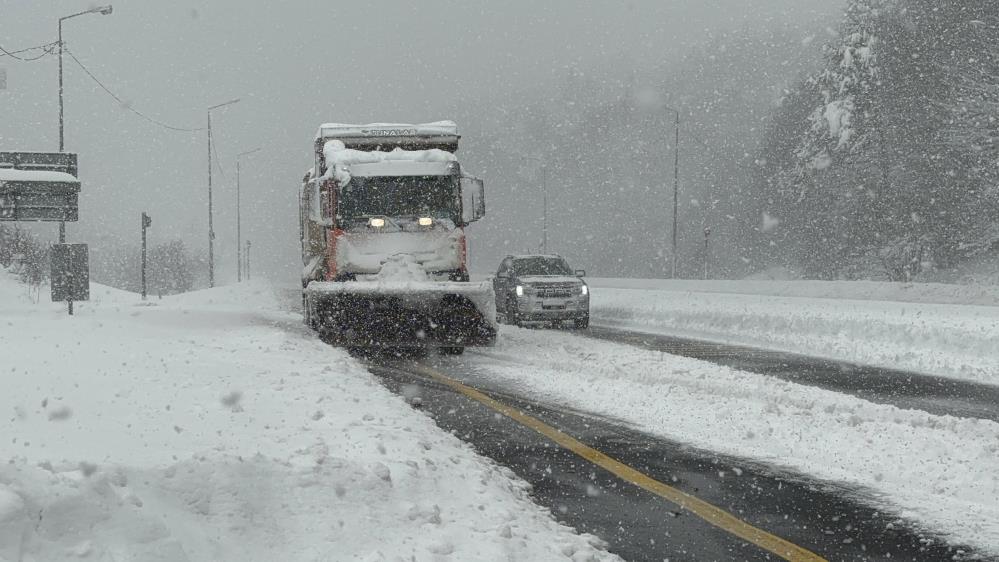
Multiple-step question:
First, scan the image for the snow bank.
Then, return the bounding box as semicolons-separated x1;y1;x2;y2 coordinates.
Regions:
0;268;134;311
588;277;999;306
473;328;999;556
586;279;999;384
0;273;615;561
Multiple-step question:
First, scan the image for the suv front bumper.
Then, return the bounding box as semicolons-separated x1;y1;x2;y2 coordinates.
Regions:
515;295;589;322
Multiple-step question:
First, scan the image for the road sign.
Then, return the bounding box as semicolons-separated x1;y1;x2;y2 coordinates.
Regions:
51;243;90;302
0;152;80;222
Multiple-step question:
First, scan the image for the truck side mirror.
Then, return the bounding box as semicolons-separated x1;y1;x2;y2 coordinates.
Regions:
461;176;486;224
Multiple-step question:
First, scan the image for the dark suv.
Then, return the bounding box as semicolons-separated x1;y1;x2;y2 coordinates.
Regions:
493;255;589;328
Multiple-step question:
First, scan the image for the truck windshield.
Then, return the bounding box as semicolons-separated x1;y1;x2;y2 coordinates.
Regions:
338;175;459;225
514;257;573;276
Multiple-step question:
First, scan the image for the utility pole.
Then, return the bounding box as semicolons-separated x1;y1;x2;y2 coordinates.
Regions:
236;148;261;282
666;106;680;279
207;98;240;288
57;5;112;313
245;240;251;281
541;165;548;253
703;226;711;280
141;212;151;299
521;156;549;253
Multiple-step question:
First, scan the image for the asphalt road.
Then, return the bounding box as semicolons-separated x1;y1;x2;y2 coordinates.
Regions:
280;286;994;560
587;324;999;423
365;355;987;562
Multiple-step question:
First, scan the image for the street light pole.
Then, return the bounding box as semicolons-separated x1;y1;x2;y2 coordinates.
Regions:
665;106;680;279
703;226;711;280
57;5;112;257
235;148;261;282
521;156;549;253
141;212;152;299
245;240;251;281
542;165;548;253
58;5;113;153
58;20;63;152
207;98;240;288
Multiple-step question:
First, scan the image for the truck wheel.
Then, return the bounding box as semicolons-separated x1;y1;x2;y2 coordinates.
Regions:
439;346;465;356
574;317;589;329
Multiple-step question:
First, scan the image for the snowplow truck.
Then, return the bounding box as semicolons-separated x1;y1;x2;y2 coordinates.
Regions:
300;121;496;353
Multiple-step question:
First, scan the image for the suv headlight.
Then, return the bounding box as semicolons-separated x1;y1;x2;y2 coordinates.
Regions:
516;285;524;297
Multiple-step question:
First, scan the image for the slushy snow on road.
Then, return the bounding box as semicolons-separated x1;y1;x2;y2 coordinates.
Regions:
467;326;999;556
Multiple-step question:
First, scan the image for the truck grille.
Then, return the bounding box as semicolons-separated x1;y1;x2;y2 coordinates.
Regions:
532;282;577;298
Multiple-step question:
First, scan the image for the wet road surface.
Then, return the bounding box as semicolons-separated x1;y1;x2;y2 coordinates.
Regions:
587;324;999;423
365;356;987;562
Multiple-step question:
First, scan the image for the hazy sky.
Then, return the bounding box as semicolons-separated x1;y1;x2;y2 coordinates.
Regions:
1;0;842;283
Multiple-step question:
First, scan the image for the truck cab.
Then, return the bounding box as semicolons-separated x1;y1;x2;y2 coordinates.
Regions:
493;254;589;328
300;122;495;352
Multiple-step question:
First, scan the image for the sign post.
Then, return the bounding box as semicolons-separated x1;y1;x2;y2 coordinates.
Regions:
2;152;84;315
141;212;151;299
51;243;89;315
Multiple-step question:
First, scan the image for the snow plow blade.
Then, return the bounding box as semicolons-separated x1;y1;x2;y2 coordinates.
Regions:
305;280;497;349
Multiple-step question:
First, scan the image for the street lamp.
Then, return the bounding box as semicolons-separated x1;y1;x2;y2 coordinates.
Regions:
141;212;152;299
59;5;113;152
703;226;711;280
522;156;549;253
235;147;261;282
207;98;240;288
245;240;251;281
663;105;680;279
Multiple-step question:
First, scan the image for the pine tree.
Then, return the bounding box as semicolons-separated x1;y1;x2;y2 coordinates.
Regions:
756;0;999;279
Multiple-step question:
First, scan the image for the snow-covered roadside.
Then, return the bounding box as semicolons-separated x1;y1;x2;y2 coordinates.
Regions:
588;277;999;306
471;328;999;556
0;273;617;562
586;279;999;385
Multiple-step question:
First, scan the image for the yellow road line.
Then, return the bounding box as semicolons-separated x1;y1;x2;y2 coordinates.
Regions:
411;363;827;562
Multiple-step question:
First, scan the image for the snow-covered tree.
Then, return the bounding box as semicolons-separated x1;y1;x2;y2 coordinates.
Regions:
755;0;999;280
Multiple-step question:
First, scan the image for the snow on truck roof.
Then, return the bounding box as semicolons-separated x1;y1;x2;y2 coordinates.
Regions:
509;254;565;260
323;142;456;166
315;121;458;140
321;141;457;183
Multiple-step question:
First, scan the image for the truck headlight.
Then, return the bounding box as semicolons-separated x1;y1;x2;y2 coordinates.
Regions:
581;284;588;296
516;285;524;297
369;217;385;228
418;217;433;226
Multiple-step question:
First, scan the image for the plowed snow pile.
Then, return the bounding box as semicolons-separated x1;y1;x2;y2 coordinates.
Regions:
0;271;616;562
588;278;999;384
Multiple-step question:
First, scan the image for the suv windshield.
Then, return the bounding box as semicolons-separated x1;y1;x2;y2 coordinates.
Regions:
337;175;459;225
513;257;573;276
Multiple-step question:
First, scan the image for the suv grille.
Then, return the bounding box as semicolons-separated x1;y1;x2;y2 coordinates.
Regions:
532;282;577;298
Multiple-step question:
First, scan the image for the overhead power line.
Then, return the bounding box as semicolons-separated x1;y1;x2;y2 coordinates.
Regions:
63;47;205;133
0;41;60;61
